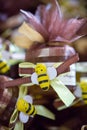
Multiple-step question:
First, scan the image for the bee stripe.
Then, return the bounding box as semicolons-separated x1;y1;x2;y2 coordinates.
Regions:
0;62;6;68
38;74;47;78
0;63;9;73
1;66;9;72
26;104;36;116
29;107;35;115
42;87;49;90
83;98;87;100
39;80;48;84
38;76;48;82
26;103;31;113
82;92;87;94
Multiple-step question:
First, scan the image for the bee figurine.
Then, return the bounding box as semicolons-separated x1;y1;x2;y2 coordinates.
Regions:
80;80;87;104
0;60;10;74
31;63;57;91
16;95;37;123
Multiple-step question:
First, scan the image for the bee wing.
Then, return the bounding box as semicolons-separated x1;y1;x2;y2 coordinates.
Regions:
31;72;38;85
19;112;29;123
24;95;33;104
47;67;57;80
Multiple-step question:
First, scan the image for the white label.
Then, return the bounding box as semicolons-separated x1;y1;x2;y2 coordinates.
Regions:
58;64;76;86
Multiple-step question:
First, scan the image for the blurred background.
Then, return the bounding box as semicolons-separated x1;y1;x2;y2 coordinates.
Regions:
0;0;87;130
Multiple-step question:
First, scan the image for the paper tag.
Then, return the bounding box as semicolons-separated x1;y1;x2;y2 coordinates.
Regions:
58;64;76;86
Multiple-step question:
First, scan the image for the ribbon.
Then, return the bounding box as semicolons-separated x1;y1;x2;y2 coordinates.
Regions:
35;105;55;120
19;62;35;77
0;53;78;89
9;85;28;130
50;77;75;106
10;85;55;130
81;125;87;130
19;62;75;106
14;121;24;130
13;0;87;50
13;22;45;49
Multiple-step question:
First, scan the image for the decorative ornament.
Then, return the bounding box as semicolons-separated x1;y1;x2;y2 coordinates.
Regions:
10;85;55;130
19;60;77;107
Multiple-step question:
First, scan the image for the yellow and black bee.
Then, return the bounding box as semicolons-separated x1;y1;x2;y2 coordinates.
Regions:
0;60;10;74
80;80;87;104
35;63;50;91
31;63;57;91
16;95;37;123
17;98;36;116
